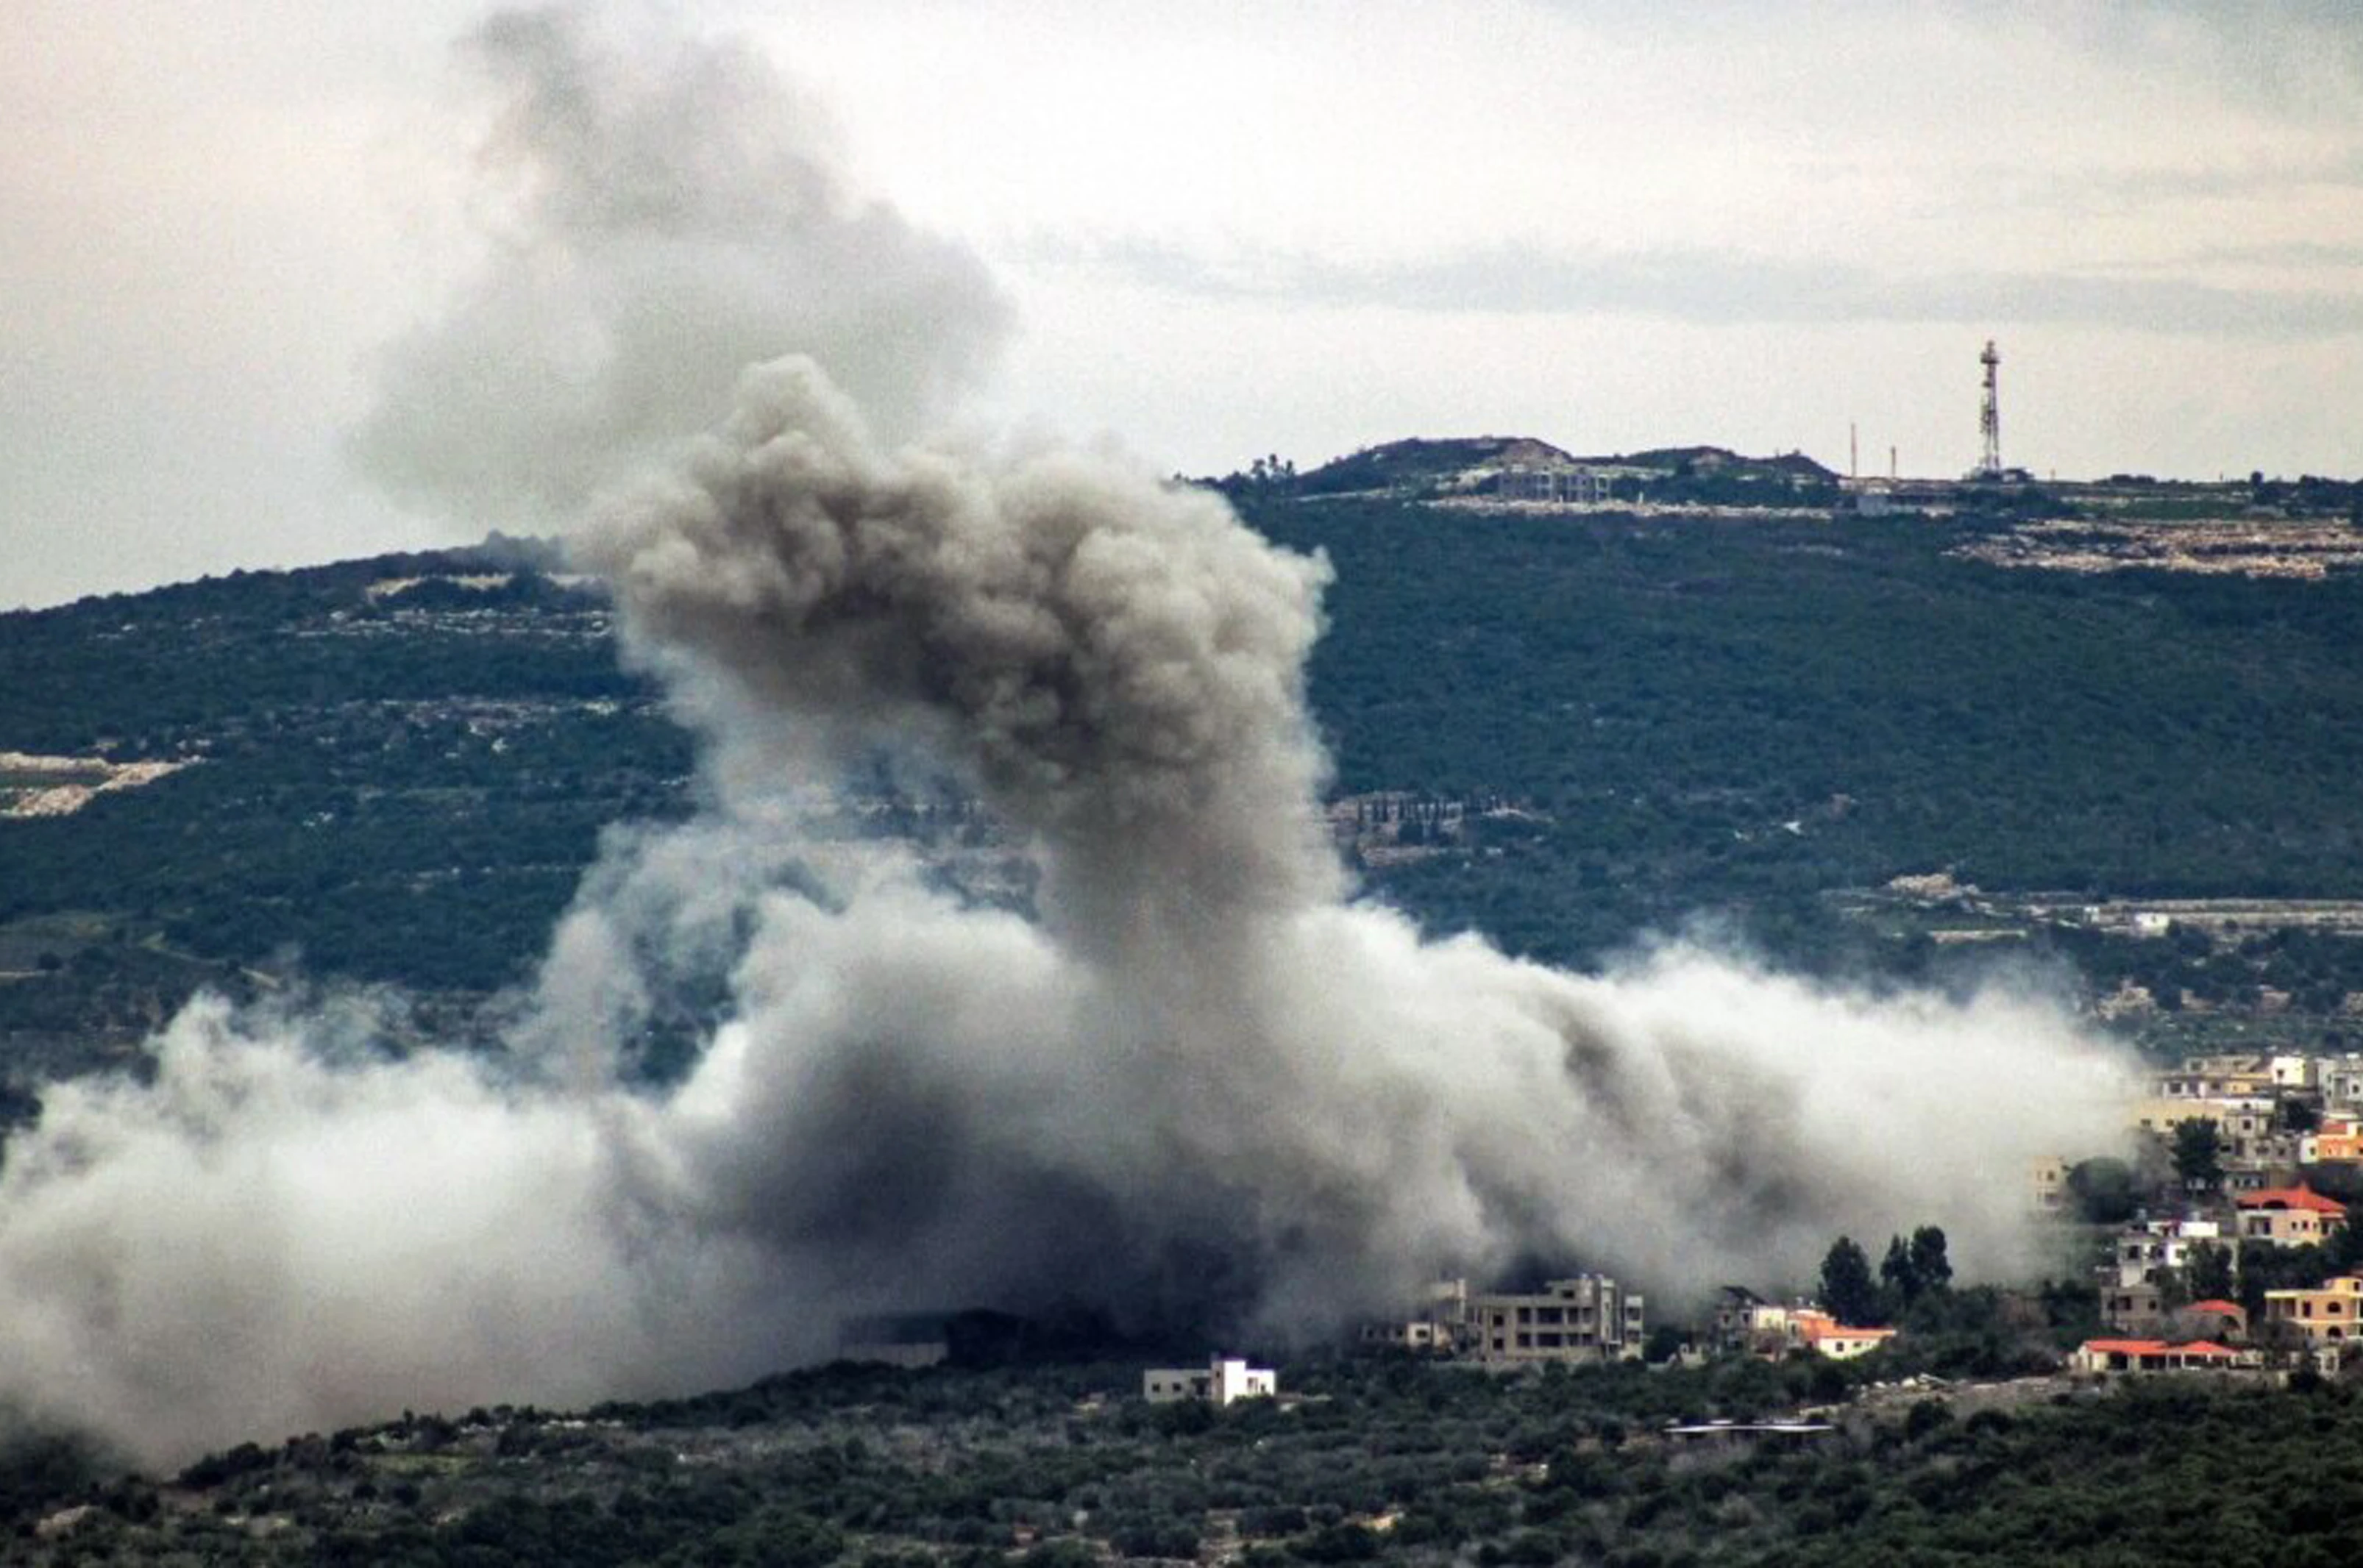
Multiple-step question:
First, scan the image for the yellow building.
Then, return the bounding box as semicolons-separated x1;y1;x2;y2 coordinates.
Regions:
2264;1276;2363;1347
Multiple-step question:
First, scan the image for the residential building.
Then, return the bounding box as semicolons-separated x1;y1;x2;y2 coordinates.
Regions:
2303;1118;2363;1164
1791;1311;1896;1361
2100;1280;2166;1336
1743;1304;1896;1361
2133;1095;2270;1137
2236;1184;2348;1247
1495;466;1619;505
1710;1286;1768;1353
2072;1339;2256;1375
2029;1155;2070;1214
2158;1060;2273;1100
1357;1319;1447;1352
2213;1103;2283;1161
2320;1057;2363;1113
2172;1300;2249;1344
1468;1275;1646;1364
1143;1356;1276;1405
2271;1055;2319;1091
2111;1217;2224;1286
1357;1278;1469;1354
2263;1275;2363;1347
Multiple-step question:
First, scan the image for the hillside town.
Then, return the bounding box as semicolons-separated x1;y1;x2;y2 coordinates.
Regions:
1302;1047;2363;1399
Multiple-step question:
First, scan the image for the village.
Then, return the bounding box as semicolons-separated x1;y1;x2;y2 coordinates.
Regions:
1121;1045;2363;1414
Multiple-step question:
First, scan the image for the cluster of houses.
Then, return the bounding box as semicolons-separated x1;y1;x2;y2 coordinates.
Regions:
2128;1050;2363;1185
2055;1050;2363;1378
1357;1274;1901;1368
1708;1293;1899;1361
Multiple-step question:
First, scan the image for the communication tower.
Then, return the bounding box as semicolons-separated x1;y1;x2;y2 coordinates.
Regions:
1976;339;2002;480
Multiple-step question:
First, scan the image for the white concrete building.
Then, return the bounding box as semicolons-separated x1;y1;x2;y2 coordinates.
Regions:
2272;1055;2319;1091
2111;1216;2224;1287
1143;1356;1276;1405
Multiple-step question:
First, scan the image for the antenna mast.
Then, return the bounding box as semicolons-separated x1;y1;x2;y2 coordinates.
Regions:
1978;339;2002;479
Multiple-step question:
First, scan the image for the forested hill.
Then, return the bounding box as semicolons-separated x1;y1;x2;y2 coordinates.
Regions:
7;495;2363;1070
1248;497;2363;977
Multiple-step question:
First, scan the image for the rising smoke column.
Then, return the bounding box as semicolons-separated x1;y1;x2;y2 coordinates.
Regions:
569;352;2132;1336
0;5;2132;1469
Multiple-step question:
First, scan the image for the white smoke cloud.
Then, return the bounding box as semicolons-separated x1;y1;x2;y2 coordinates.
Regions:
349;5;1009;531
0;5;2134;1470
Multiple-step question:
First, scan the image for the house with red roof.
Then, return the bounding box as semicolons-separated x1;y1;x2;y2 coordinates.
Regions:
1738;1304;1896;1361
2072;1339;2258;1376
2236;1183;2347;1247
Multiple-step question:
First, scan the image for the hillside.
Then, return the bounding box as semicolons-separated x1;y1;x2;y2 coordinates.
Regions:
12;1347;2363;1566
1252;496;2363;1007
7;487;2363;1081
1283;437;1844;510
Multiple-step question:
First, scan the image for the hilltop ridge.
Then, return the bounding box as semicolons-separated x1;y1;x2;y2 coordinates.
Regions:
1285;435;1839;502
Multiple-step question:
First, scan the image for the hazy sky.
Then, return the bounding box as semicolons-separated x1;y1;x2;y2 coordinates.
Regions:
6;0;2361;609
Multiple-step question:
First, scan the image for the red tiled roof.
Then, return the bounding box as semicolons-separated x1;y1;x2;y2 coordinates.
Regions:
2236;1183;2347;1215
1799;1319;1894;1341
2175;1341;2238;1358
2186;1300;2245;1316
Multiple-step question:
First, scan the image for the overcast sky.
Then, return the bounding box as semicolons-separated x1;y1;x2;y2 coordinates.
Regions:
6;0;2362;610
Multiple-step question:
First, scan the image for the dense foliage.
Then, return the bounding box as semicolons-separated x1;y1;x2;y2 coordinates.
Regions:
1248;499;2363;983
13;1352;2363;1566
8;502;2363;1067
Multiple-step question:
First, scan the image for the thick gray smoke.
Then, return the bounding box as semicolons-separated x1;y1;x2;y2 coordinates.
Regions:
0;355;2130;1467
350;7;1008;530
0;7;2131;1469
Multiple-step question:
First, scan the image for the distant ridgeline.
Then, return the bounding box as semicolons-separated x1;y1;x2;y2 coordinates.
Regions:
1213;435;1849;512
7;455;2363;1073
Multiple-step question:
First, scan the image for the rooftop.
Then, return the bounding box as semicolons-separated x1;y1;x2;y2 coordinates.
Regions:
2237;1183;2347;1215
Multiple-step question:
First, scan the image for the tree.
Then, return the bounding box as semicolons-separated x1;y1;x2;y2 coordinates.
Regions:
1820;1236;1886;1326
2185;1241;2236;1304
2068;1158;2139;1225
1880;1236;1919;1310
2172;1119;2224;1194
1908;1225;1952;1294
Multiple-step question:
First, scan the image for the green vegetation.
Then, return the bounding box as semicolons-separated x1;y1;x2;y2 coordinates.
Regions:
1248;497;2363;999
13;1349;2363;1566
8;496;2363;1069
0;551;692;1055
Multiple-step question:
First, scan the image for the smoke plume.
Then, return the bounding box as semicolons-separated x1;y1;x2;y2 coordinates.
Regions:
0;7;2131;1468
350;7;1008;530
